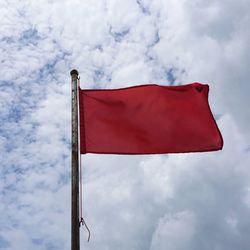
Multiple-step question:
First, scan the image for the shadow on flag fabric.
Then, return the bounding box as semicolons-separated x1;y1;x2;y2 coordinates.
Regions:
79;83;223;154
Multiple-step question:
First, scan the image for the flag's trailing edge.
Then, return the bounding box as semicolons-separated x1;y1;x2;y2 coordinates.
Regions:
79;83;223;154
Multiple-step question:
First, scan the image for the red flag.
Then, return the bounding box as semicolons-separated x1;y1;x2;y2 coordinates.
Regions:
79;83;223;154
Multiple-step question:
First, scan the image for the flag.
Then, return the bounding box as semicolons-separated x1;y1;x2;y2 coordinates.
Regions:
78;83;223;154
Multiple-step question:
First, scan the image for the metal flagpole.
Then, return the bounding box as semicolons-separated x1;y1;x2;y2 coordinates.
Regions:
70;69;80;250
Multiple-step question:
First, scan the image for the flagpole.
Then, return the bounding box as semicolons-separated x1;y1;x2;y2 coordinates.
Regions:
70;69;80;250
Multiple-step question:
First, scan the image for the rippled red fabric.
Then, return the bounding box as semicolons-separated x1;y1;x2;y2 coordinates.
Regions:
79;83;223;154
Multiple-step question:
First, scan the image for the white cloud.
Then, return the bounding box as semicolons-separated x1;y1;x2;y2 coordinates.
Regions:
1;0;250;249
150;211;196;250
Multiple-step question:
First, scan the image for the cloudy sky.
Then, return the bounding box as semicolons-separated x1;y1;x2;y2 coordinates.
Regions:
1;0;250;249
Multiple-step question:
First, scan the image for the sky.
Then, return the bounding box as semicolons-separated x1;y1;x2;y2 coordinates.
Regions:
0;0;250;249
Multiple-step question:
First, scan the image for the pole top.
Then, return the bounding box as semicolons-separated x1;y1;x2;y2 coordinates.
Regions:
70;69;79;76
